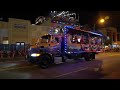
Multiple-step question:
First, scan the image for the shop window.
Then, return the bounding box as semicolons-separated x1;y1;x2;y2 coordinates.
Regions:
21;42;25;45
3;40;9;44
16;42;20;45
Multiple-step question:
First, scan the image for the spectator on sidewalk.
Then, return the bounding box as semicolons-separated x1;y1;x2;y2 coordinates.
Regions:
18;50;22;57
0;49;3;59
7;50;11;58
10;49;15;60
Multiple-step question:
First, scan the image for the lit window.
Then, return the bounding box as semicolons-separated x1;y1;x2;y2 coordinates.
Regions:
16;43;20;45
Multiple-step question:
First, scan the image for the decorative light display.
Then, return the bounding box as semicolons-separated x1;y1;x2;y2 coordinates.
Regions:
90;32;103;36
50;11;78;25
35;16;46;25
55;28;59;34
49;11;103;54
78;38;81;42
49;30;52;35
64;26;67;53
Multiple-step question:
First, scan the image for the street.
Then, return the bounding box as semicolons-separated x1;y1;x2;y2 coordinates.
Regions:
0;52;120;79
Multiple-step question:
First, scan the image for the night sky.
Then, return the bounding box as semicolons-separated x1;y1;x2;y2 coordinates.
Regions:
0;11;98;25
1;10;120;28
0;0;119;26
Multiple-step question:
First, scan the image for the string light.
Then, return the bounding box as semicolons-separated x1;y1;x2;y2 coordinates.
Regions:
64;26;67;53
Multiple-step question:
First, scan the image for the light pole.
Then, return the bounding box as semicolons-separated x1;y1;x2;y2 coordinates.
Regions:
93;24;96;32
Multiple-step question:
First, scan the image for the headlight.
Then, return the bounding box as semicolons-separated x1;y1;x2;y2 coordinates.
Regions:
31;53;41;57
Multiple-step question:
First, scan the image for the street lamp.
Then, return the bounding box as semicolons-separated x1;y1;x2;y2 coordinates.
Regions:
99;18;105;24
93;18;105;31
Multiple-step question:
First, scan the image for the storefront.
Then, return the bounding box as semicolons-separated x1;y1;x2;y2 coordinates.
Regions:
0;18;51;51
0;18;51;45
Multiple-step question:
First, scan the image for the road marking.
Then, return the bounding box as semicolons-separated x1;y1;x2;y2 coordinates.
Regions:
50;67;88;79
0;65;38;72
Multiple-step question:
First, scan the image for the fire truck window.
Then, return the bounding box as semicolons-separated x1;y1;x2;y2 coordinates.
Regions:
41;35;51;43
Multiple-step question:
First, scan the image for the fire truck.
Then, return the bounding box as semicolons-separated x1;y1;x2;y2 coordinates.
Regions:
26;25;103;68
26;11;103;68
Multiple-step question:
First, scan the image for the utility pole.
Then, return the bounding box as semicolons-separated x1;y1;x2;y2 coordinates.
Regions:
93;24;96;32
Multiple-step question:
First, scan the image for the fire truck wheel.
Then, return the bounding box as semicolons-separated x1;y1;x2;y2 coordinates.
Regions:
84;53;93;61
38;55;51;69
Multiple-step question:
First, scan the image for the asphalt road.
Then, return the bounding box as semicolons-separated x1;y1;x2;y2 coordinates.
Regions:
0;52;120;79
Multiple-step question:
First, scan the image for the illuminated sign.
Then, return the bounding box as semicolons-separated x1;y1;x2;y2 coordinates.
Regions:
14;24;26;29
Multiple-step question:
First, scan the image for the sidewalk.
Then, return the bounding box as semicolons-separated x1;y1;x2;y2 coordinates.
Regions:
0;57;25;63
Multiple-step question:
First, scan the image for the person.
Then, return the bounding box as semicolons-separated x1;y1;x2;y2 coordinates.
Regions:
0;49;3;59
10;49;15;60
80;35;85;44
97;38;102;45
18;50;22;56
7;50;11;59
67;34;72;44
77;36;82;43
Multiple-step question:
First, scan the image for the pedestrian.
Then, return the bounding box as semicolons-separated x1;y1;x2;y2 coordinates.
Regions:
10;49;15;60
0;49;3;59
18;50;22;57
7;50;11;59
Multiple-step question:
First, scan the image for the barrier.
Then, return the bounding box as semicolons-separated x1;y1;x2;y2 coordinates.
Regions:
0;44;30;60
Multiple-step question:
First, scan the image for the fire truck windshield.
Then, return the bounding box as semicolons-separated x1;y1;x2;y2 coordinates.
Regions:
41;35;51;43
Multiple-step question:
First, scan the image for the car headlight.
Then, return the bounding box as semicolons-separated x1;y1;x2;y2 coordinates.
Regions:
31;53;41;57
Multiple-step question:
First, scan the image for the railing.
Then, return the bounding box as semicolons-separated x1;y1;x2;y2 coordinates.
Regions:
0;44;30;59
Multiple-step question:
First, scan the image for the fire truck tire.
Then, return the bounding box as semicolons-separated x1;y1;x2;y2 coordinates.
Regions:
84;53;93;61
38;55;51;69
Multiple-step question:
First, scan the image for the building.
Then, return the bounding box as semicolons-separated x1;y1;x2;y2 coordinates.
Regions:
117;27;120;45
0;18;51;45
99;27;119;47
98;11;120;47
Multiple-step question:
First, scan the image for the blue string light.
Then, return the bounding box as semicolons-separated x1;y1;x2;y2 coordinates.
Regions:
49;30;52;35
64;26;67;53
